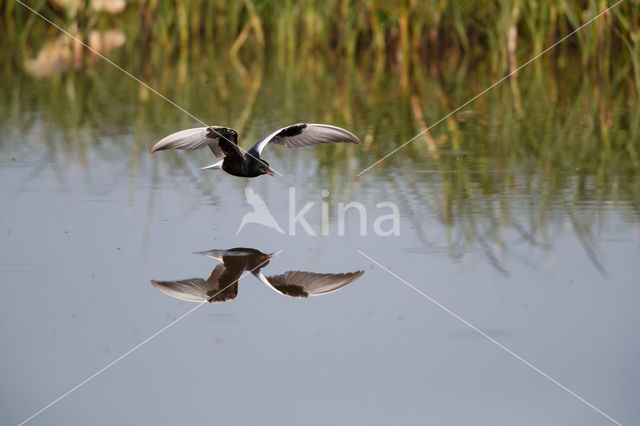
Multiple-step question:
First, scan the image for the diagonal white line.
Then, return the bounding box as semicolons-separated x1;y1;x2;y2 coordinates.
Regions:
18;251;282;426
356;0;623;176
18;303;202;426
356;249;623;426
14;0;283;176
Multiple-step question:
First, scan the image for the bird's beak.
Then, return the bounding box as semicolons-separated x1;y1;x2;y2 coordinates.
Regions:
265;170;274;176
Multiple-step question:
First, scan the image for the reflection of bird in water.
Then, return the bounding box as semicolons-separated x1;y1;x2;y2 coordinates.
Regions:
151;248;271;303
236;186;285;235
254;270;364;298
150;248;364;303
150;123;361;178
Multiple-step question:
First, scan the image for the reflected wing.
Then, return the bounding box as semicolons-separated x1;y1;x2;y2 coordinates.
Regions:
150;264;237;303
262;270;364;298
150;126;238;158
151;278;213;302
249;123;362;156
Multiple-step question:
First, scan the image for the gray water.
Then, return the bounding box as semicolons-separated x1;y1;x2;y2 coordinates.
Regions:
1;41;639;426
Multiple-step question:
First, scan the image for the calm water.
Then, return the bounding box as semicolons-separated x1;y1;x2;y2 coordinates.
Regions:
1;39;639;425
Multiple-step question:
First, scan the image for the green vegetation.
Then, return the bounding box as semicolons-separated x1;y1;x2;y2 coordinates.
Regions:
2;1;640;86
0;0;638;264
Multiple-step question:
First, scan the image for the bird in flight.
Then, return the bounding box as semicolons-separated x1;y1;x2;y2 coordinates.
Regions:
149;123;362;178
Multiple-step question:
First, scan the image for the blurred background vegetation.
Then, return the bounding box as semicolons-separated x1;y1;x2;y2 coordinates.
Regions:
0;0;638;265
2;1;640;86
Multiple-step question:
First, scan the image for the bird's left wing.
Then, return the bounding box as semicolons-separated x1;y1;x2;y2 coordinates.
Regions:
150;126;238;158
150;264;238;303
151;278;211;302
150;264;225;302
248;123;362;156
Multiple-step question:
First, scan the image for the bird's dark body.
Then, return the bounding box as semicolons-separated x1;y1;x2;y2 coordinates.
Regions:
207;128;270;178
210;127;272;177
222;154;267;178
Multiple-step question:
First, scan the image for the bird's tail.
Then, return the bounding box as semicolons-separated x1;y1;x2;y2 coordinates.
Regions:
202;159;224;170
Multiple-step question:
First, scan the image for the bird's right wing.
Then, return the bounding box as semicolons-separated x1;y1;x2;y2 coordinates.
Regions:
248;123;362;156
260;270;364;298
149;126;238;158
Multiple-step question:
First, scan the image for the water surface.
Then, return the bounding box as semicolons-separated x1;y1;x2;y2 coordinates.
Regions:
1;39;639;426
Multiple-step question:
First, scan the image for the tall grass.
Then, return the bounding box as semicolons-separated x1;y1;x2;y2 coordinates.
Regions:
2;0;640;86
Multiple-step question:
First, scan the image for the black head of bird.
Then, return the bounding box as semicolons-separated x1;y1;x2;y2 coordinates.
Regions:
150;122;362;178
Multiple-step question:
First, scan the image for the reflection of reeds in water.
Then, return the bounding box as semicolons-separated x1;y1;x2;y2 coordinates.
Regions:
2;45;638;254
1;1;638;268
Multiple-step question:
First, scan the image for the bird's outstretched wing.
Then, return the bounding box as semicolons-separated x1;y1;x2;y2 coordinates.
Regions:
248;123;362;156
149;126;238;158
256;270;364;298
150;264;237;303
